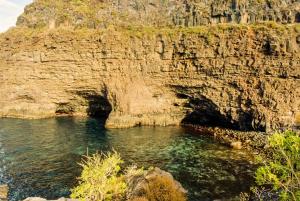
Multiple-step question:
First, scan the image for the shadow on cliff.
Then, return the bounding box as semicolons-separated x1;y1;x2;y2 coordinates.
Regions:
179;93;265;131
76;88;112;123
296;13;300;23
181;95;239;129
86;95;112;120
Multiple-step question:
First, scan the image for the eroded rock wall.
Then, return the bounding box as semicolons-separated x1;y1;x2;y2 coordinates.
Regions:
0;25;299;131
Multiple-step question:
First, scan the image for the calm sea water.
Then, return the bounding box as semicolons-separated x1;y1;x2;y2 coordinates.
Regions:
0;117;256;201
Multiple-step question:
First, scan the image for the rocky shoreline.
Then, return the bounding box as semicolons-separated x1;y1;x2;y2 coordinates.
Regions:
3;168;187;201
183;124;269;153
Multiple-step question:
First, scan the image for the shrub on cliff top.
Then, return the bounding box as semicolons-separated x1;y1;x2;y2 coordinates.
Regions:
254;130;300;201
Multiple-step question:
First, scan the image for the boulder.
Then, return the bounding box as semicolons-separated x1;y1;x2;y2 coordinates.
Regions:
230;141;243;150
126;167;187;200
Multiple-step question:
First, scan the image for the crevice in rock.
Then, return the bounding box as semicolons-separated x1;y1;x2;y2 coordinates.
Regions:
295;12;300;23
263;40;273;55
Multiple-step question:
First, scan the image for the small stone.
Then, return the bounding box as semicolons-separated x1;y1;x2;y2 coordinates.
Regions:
230;141;243;150
23;198;47;201
245;139;251;144
0;184;8;200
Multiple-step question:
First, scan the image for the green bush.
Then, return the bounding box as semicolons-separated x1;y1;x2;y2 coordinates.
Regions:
254;130;300;201
70;152;127;201
71;151;187;201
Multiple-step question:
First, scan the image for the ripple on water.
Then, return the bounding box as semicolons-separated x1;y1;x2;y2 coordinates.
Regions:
0;117;256;201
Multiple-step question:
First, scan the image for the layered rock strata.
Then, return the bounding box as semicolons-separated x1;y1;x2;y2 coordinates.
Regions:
0;24;299;131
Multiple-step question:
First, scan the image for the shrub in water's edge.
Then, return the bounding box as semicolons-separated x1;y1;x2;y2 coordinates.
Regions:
71;151;187;201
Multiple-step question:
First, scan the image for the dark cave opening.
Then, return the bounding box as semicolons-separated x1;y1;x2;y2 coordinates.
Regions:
86;94;112;119
55;91;112;122
181;96;238;129
76;89;112;121
180;95;266;131
295;12;300;23
263;40;274;55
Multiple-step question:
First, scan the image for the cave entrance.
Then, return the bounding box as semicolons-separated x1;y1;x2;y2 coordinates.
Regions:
86;94;112;119
181;95;266;131
181;96;238;130
76;90;112;121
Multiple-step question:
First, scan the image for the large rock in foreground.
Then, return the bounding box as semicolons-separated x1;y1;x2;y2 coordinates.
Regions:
126;167;187;201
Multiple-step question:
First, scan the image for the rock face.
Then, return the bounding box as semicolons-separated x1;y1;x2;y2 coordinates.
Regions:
0;0;299;132
0;24;299;131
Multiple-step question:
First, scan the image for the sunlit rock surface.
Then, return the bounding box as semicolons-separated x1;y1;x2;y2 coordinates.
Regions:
0;0;299;131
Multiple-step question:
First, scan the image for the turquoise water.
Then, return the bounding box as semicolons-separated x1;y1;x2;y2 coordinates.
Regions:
0;117;256;201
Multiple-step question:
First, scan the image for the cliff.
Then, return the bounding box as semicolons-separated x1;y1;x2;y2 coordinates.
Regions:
0;0;299;131
17;0;300;28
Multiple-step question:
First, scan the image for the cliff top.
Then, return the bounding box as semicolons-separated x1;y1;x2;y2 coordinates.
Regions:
16;0;300;29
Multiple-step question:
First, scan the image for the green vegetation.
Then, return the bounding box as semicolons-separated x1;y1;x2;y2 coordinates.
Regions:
250;131;300;201
70;152;127;201
71;151;187;201
26;0;107;28
3;21;298;42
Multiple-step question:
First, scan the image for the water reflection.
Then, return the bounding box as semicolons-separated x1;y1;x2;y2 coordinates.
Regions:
0;117;256;201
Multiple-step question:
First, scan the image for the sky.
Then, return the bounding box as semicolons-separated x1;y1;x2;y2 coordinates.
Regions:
0;0;33;32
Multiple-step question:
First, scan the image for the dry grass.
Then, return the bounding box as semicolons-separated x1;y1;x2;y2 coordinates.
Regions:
143;176;187;201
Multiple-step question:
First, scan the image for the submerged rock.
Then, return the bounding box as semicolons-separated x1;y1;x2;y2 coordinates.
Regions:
185;125;268;152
